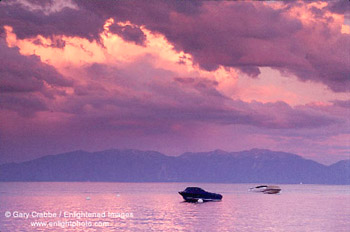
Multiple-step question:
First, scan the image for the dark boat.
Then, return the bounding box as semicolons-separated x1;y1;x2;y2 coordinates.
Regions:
178;187;223;202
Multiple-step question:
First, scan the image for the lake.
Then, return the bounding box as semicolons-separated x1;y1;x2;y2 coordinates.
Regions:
0;182;349;231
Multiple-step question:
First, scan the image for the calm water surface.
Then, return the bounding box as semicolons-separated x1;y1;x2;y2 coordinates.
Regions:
0;182;349;231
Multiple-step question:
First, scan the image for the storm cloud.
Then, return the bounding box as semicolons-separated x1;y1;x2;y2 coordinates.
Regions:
2;0;349;91
0;0;349;164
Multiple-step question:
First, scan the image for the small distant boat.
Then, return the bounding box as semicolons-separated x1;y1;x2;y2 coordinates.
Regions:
179;187;223;202
249;185;281;194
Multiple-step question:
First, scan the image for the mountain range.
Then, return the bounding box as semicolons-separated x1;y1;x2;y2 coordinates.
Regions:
0;149;349;184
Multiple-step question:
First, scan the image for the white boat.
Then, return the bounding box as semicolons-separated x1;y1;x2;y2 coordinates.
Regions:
249;185;281;194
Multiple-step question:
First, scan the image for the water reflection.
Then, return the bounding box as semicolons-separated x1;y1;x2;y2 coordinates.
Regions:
0;183;349;231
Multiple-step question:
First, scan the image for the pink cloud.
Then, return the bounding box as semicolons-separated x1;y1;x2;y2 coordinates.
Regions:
0;0;349;165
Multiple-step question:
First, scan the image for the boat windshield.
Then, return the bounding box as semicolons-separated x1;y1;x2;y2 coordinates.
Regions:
255;185;268;188
184;187;206;193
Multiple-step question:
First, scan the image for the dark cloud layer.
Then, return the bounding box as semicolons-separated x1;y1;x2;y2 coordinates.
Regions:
1;1;349;91
0;1;105;42
56;62;338;132
76;0;350;92
332;99;350;108
4;1;350;92
109;23;146;46
326;0;350;15
0;39;72;116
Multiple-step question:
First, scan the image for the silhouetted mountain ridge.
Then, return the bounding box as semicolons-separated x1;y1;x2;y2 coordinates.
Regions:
0;148;349;184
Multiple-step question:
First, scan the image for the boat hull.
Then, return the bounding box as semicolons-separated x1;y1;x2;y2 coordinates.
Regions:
178;191;222;202
262;189;281;194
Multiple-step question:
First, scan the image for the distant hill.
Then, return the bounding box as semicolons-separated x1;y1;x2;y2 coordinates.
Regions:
0;149;349;184
327;160;350;185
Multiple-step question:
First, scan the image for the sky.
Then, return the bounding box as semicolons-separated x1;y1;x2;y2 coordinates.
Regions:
0;0;349;165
